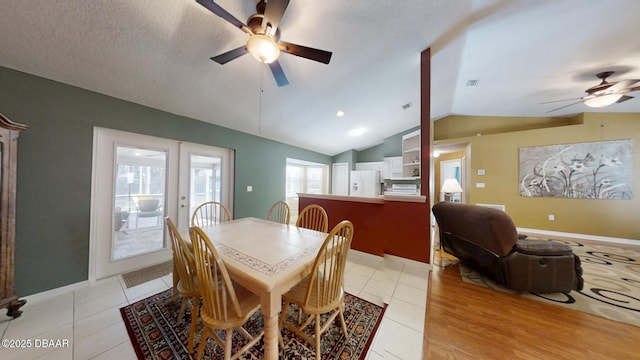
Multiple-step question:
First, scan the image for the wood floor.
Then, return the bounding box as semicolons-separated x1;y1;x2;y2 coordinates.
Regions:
422;249;639;359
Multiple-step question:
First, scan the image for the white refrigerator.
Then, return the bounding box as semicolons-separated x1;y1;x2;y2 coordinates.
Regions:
350;170;382;196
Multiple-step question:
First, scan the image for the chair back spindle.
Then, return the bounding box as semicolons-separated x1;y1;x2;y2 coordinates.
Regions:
191;201;232;227
266;200;290;224
166;218;197;294
296;204;328;232
304;220;353;310
189;226;241;323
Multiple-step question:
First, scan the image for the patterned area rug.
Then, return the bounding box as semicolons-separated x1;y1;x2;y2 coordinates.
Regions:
121;261;173;288
120;289;386;359
458;239;640;327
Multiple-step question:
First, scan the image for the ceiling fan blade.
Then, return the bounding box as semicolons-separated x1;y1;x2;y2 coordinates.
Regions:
268;61;289;87
616;85;640;95
196;0;249;33
545;101;582;114
606;79;639;93
211;46;248;64
539;97;582;105
262;0;290;35
617;95;634;103
279;41;332;64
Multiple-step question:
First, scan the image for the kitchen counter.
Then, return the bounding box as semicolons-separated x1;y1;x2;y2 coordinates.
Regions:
298;193;430;263
298;193;427;204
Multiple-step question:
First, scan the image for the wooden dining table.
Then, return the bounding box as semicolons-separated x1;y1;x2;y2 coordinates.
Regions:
193;217;327;360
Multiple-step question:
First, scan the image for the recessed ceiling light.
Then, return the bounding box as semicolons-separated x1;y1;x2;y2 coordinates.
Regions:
348;127;366;136
336;110;345;117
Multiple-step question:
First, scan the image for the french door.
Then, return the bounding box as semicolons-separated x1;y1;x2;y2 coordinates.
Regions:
90;127;233;281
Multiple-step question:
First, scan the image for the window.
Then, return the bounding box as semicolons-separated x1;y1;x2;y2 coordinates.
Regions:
285;159;329;222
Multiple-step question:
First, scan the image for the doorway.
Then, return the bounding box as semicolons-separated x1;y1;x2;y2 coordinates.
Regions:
440;159;463;202
90;128;234;281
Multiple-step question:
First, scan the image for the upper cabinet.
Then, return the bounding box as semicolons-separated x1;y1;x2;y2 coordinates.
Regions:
401;130;420;178
355;161;384;173
383;157;403;179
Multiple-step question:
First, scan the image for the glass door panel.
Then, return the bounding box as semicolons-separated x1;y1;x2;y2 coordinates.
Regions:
112;146;167;260
189;154;222;217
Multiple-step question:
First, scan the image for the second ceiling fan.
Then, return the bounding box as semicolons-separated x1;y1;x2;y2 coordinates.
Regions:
545;71;640;113
196;0;333;87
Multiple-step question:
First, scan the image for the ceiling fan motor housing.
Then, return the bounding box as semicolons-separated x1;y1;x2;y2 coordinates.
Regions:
247;14;280;40
585;71;616;94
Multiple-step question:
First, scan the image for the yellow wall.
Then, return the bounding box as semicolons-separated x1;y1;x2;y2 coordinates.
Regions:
434;113;640;240
434;114;582;140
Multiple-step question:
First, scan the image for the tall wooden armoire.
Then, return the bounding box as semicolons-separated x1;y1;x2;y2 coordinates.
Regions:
0;113;28;318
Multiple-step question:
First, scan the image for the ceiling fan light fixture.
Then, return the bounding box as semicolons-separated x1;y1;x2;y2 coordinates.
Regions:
246;34;280;64
583;93;623;108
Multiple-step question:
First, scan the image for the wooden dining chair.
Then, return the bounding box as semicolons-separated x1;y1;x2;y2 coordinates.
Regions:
166;217;200;352
279;220;354;358
191;201;232;227
295;204;328;232
189;226;264;360
266;200;290;224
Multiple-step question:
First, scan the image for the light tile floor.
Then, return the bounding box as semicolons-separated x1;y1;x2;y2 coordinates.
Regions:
0;249;429;359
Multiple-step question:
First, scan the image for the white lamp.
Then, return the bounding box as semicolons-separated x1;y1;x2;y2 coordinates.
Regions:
246;34;280;64
583;93;623;108
441;178;463;202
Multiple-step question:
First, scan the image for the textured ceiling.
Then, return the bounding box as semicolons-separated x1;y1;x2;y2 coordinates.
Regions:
1;0;639;155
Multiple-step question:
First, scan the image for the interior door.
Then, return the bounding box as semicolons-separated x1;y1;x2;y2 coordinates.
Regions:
90;128;234;281
331;163;349;195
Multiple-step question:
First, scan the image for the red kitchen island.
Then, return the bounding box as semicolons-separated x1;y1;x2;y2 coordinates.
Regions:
298;193;431;263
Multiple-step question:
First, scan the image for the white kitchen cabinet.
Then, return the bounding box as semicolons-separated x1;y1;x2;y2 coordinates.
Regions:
355;161;384;173
383;157;403;179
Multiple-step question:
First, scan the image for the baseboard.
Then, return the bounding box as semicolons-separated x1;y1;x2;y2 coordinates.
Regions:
517;227;639;246
383;253;431;271
349;249;431;270
349;249;382;261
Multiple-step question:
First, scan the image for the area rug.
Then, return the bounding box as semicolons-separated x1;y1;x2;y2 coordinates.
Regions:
458;239;640;327
120;288;386;359
121;261;173;288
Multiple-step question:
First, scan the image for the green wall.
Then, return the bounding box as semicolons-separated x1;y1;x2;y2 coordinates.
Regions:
332;149;359;170
357;143;384;162
335;125;422;166
434;113;640;241
0;66;331;296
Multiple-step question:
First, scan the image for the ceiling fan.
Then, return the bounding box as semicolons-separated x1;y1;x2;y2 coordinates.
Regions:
196;0;333;87
544;71;640;113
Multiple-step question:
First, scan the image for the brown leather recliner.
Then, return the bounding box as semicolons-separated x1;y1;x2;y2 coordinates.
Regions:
432;202;583;293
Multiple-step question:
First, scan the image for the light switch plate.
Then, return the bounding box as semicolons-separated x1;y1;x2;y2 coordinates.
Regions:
476;182;485;188
247;185;253;192
477;169;485;176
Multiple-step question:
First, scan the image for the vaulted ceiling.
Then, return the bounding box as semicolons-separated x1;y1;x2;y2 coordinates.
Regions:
1;0;639;155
